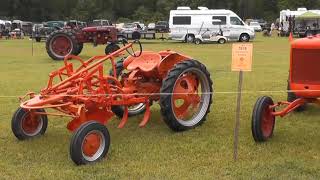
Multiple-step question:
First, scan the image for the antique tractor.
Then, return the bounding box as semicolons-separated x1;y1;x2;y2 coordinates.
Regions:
46;22;119;60
13;41;213;165
252;35;320;142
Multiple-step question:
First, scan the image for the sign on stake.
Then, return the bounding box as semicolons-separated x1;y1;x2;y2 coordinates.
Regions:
231;43;253;161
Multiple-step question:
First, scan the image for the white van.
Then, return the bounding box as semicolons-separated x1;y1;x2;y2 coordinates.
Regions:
169;7;255;42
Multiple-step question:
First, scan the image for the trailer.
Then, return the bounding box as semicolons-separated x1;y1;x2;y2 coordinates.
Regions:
117;31;156;40
279;8;320;37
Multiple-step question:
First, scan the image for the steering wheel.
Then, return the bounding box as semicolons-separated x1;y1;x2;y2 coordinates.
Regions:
122;39;142;57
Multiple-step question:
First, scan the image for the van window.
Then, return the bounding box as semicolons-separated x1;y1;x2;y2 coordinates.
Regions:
230;17;244;25
173;16;191;25
212;16;226;25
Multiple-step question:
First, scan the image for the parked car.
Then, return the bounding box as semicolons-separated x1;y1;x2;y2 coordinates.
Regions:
254;19;268;30
91;19;111;26
169;7;255;42
155;21;169;32
33;21;64;42
133;22;146;31
10;28;24;39
147;23;155;31
249;22;262;32
121;23;142;32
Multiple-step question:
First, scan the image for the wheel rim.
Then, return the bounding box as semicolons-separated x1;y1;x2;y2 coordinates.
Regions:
128;103;145;113
241;35;248;41
261;106;274;137
20;111;43;136
81;130;106;162
219;39;225;44
187;36;194;42
49;35;73;58
171;68;211;126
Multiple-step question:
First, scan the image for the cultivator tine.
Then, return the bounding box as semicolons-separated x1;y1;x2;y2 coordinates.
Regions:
118;106;129;128
139;104;151;127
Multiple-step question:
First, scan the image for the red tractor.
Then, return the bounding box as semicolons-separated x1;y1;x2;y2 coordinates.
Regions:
252;35;320;142
46;22;119;60
13;41;213;165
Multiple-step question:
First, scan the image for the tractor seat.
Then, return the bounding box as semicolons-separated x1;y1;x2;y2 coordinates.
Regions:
126;52;162;72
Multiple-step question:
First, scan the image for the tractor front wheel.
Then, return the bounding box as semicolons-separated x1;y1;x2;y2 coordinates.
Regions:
74;43;83;56
11;107;48;140
109;58;147;117
251;96;275;142
70;121;110;165
105;43;120;55
160;60;213;131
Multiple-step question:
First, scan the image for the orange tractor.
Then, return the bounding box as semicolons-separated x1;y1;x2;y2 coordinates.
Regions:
252;35;320;142
12;41;213;165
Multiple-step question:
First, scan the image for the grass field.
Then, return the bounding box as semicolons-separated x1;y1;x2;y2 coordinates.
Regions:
0;34;320;179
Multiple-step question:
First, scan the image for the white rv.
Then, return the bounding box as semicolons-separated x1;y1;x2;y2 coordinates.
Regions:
169;7;255;42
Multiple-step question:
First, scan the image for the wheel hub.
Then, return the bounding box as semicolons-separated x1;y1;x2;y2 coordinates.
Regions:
81;130;105;161
21;112;42;136
261;107;274;137
51;36;72;56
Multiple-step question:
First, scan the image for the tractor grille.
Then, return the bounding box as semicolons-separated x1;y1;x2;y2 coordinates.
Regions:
291;48;320;84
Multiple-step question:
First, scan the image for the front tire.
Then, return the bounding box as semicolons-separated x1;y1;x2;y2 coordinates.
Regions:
12;107;48;140
35;37;41;42
218;38;226;44
109;59;146;117
239;33;250;42
74;43;83;56
105;43;120;55
251;96;275;142
70;121;110;165
160;60;213;131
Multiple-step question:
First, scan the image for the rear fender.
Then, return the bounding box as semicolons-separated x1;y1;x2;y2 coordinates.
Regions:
157;52;191;78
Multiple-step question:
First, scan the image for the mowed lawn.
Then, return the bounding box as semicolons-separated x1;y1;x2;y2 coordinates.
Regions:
0;34;320;179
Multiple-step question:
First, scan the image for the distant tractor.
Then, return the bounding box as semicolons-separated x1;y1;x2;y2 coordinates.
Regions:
46;20;119;60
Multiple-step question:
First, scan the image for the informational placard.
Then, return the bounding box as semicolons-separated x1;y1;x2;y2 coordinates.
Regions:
231;43;253;71
232;43;253;161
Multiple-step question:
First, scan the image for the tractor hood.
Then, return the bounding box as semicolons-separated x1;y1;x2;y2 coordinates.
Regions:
291;36;320;49
82;26;115;32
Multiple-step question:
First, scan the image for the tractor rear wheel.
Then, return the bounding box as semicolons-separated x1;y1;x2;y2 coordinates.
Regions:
287;82;306;111
11;107;48;140
109;58;146;117
159;60;213;132
46;29;79;60
105;43;120;55
70;121;110;165
251;96;275;142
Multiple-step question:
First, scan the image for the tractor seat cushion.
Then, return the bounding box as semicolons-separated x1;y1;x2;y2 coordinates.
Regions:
126;52;162;72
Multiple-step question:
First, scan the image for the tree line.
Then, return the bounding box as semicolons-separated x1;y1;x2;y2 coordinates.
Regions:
1;0;320;23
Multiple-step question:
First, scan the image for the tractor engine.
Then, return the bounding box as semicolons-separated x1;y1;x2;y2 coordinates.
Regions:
80;26;117;46
290;36;320;98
